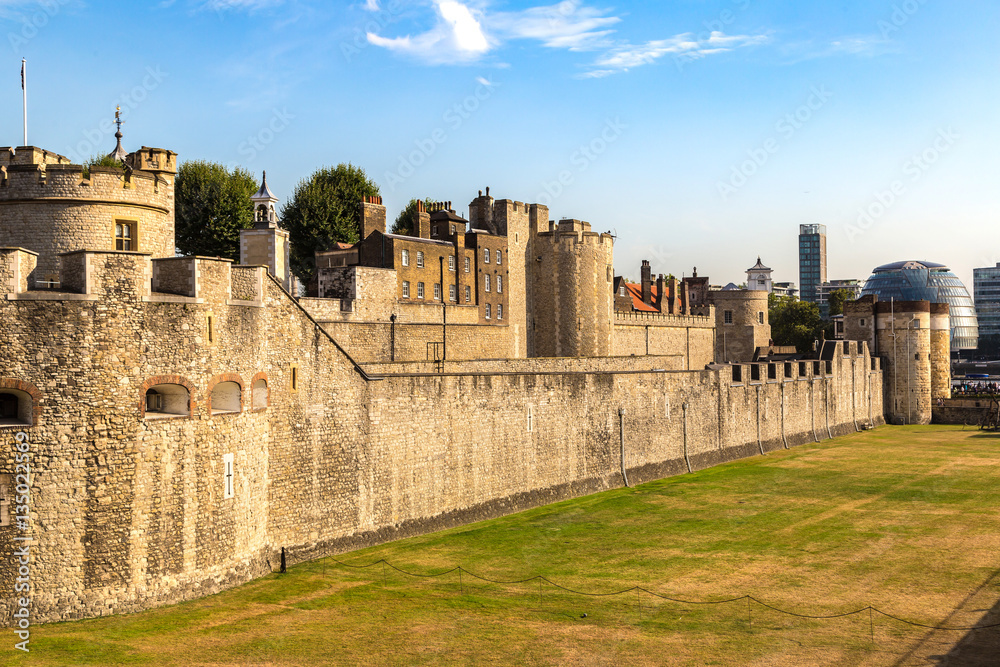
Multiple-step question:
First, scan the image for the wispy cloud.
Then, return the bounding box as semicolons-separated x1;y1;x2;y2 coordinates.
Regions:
583;31;769;77
367;0;491;64
491;1;620;51
194;0;284;11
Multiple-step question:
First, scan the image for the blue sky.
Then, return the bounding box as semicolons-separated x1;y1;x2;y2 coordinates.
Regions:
1;0;998;290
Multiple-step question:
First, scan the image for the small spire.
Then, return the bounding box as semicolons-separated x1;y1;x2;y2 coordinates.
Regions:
107;105;128;163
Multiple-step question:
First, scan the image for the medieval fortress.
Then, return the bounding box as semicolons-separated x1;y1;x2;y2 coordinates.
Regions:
0;138;950;624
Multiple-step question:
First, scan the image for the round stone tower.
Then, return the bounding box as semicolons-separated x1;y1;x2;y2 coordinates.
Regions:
530;219;614;357
0;144;176;286
929;302;951;401
707;289;771;363
875;300;932;424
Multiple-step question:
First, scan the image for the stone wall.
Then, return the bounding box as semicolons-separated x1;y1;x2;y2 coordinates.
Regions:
612;311;716;369
0;249;884;626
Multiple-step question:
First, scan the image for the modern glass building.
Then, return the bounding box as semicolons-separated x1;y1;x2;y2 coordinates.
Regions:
973;263;1000;346
798;224;827;304
860;260;979;350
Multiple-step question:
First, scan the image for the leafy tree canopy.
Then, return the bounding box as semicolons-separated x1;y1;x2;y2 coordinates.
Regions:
174;161;257;260
391;198;434;236
281;164;379;281
826;288;855;317
768;293;825;353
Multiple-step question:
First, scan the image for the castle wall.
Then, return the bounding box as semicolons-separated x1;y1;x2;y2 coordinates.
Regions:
708;290;770;363
930;303;951;400
875;301;932;424
0;249;884;625
0;149;175;284
612;311;716;369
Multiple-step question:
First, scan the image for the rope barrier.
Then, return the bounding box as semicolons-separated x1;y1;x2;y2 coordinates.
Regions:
319;556;1000;632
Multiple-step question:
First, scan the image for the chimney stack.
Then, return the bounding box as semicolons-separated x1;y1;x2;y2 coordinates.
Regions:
641;260;652;305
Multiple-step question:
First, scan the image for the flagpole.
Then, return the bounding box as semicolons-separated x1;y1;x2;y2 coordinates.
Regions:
21;58;27;146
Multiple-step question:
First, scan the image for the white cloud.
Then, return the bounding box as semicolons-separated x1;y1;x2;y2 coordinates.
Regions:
363;0;379;10
367;0;490;64
584;31;769;77
491;0;620;51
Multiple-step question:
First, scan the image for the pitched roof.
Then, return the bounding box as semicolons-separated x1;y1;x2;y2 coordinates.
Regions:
251;171;278;202
748;256;771;271
620;281;660;313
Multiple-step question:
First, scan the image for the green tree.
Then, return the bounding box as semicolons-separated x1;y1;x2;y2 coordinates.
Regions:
174;161;257;260
768;293;824;353
826;288;855;317
391;198;434;236
281;164;379;281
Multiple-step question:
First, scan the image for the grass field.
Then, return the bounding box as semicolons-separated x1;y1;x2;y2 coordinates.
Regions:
8;425;1000;666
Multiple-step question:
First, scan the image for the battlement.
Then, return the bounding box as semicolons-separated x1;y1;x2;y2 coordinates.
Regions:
614;309;715;328
0;146;71;167
0;160;169;201
125;146;177;176
537;221;614;246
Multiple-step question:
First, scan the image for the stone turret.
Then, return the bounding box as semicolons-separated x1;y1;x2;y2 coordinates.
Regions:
240;172;291;292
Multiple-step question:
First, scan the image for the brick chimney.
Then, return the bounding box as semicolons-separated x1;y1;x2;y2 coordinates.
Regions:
413;200;431;239
361;195;386;239
641;260;652;305
655;274;665;312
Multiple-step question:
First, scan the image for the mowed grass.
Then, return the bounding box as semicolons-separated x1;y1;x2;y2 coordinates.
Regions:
11;425;1000;666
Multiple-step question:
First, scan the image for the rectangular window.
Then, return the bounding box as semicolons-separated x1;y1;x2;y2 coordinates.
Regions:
497;303;503;320
724;310;733;325
115;220;136;251
0;474;10;527
432;225;438;237
485;275;491;292
449;284;456;301
417;282;425;299
434;283;441;300
448;255;455;271
450;224;456;235
290;365;298;391
417;251;424;268
464;256;470;273
497;275;503;293
223;453;235;499
619;285;626;296
402;281;410;298
483;248;490;263
485;303;491;319
758;312;764;324
496;251;502;266
401;249;409;266
465;286;471;303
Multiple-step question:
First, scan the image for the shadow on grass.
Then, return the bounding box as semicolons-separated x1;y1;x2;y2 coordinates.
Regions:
892;567;1000;667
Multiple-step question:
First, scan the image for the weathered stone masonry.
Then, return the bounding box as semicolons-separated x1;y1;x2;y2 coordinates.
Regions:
0;247;883;623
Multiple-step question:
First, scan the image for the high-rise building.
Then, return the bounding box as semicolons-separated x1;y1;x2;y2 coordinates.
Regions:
973;263;1000;348
798;224;827;304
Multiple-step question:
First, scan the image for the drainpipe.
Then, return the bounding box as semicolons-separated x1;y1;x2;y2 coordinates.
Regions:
852;357;859;432
389;313;396;362
756;385;764;455
811;378;819;443
682;403;692;473
780;381;788;449
825;378;833;439
618;407;630;487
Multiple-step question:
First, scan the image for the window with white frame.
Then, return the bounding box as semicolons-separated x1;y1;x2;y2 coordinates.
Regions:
619;285;626;297
402;281;410;298
485;303;491;319
434;283;441;300
483;248;490;263
417;282;425;299
223;453;235;499
465;286;471;303
449;284;456;301
497;275;503;293
496;251;502;266
497;304;503;320
401;249;409;266
464;256;470;273
417;251;424;268
485;274;491;292
448;255;455;271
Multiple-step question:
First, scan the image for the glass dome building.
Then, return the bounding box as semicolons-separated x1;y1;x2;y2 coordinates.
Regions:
860;260;978;350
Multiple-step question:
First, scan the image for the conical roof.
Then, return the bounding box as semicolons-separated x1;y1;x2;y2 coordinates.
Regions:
251;171;278;203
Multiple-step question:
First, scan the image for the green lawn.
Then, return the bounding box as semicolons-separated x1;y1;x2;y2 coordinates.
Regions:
9;425;1000;666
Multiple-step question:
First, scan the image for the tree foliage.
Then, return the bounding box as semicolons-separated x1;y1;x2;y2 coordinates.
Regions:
174;161;257;260
768;293;824;353
280;164;379;281
826;288;855;317
391;198;434;236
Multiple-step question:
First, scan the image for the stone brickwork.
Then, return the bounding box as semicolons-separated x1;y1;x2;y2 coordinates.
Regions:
0;146;176;284
612;311;716;369
0;242;884;625
708;290;770;363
